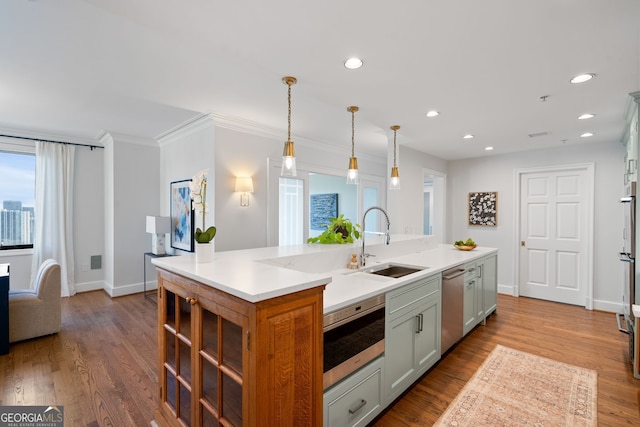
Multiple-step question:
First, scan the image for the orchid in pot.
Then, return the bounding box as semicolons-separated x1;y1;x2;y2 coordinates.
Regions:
190;169;216;262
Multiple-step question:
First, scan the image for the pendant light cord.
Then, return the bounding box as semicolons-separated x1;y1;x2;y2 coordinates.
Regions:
393;129;397;167
287;83;292;141
351;109;355;157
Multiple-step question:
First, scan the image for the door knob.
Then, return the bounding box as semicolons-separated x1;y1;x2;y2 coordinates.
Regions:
521;241;525;247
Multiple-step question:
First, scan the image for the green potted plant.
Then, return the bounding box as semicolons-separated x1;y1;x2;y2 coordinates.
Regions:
307;214;361;244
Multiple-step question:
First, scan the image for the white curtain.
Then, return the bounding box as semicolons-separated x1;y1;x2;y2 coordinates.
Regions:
31;141;76;297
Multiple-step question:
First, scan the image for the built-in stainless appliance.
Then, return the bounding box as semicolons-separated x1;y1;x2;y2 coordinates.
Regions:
441;265;466;354
323;294;385;389
617;181;640;378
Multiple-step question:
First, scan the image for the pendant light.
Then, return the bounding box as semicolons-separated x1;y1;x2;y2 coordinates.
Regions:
390;125;401;190
281;76;297;177
346;106;359;184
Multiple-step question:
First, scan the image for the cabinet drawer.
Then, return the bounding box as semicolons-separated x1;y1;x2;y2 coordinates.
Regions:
324;357;384;427
464;263;477;280
387;275;440;317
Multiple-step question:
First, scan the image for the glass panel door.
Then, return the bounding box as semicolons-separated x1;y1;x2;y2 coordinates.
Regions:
279;177;304;246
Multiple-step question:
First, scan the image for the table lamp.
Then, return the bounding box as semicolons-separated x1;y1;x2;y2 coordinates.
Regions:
146;216;170;255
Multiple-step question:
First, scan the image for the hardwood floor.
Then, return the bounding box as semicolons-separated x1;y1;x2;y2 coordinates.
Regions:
0;292;638;426
372;295;640;426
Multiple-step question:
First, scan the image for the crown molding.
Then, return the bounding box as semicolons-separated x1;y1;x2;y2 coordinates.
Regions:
97;130;157;147
156;113;215;147
211;112;385;163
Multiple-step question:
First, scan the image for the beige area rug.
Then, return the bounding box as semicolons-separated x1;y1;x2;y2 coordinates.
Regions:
434;345;597;426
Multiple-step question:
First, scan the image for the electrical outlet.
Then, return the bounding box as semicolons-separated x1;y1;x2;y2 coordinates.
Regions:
81;264;89;272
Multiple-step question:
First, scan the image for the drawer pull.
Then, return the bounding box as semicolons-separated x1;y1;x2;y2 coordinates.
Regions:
348;398;367;414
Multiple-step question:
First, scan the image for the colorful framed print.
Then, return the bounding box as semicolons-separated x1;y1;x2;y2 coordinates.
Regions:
310;193;338;230
170;179;195;252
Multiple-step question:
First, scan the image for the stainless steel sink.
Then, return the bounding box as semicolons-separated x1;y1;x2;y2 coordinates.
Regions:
366;264;424;278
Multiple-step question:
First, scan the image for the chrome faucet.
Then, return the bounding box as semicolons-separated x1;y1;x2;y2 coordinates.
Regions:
361;206;391;266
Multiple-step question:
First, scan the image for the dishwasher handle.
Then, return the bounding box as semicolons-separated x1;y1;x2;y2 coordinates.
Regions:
442;268;467;280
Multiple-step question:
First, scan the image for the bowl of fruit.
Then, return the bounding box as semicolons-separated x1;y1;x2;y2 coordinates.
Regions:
454;238;477;251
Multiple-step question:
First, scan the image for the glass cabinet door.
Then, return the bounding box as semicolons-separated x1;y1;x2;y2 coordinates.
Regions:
197;298;247;427
161;287;193;426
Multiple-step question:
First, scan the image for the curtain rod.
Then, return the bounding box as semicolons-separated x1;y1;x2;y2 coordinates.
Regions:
0;133;104;150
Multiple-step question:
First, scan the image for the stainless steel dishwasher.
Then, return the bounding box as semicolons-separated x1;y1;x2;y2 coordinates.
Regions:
441;265;466;354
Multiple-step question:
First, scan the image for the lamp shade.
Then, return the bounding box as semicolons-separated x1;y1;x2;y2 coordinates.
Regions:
146;216;170;234
235;177;254;193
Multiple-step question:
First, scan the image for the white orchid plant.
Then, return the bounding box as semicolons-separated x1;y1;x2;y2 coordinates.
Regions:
190;169;217;243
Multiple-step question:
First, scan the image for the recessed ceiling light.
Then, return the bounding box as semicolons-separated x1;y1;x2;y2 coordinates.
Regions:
570;73;595;84
463;134;474;139
580;132;594;138
344;57;363;69
485;146;494;151
426;110;439;118
578;113;595;120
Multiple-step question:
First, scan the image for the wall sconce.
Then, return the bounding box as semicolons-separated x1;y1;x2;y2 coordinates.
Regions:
235;177;254;206
146;215;170;255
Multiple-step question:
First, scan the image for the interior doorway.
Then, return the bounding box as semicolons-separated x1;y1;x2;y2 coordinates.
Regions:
423;169;446;242
516;163;594;309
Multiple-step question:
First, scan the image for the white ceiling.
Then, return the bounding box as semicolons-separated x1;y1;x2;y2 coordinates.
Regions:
1;0;639;160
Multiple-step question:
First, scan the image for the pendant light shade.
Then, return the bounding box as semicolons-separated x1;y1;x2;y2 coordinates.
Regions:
390;125;401;190
281;76;297;177
346;106;359;184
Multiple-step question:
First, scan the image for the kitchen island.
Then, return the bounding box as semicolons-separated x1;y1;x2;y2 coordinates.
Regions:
152;235;497;427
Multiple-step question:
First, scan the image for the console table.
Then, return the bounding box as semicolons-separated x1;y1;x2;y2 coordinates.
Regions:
143;252;171;303
0;264;9;355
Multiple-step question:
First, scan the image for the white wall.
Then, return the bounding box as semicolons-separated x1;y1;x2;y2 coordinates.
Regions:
447;141;624;311
159;116;216;254
104;133;161;296
387;145;448;235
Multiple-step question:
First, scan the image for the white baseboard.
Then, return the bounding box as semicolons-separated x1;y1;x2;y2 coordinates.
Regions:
76;280;157;298
75;280;106;293
498;284;514;295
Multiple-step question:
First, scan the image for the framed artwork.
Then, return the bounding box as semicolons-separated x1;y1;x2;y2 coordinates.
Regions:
468;192;498;226
310;193;338;230
170;179;194;252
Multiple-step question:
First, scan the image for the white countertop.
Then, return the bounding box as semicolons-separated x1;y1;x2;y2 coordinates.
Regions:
151;235;497;313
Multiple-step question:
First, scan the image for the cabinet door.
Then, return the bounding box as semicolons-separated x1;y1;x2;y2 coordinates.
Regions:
482;254;498;316
463;278;477;336
159;279;196;426
475;268;484;322
414;296;440;376
384;308;419;402
196;295;249;427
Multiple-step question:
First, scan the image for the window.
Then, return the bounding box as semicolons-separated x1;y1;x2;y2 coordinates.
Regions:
0;151;35;249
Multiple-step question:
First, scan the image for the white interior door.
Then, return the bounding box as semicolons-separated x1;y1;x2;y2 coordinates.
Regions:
518;165;593;307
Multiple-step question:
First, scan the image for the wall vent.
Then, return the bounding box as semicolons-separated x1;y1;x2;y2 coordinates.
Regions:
528;131;550;138
90;255;102;270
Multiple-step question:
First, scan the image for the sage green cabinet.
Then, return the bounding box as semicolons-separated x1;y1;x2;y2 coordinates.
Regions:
464;253;498;336
323;357;384;427
384;274;441;404
481;253;498;317
463;262;481;336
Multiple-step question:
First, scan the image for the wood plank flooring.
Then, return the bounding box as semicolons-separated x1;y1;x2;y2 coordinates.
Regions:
0;292;638;426
372;295;640;426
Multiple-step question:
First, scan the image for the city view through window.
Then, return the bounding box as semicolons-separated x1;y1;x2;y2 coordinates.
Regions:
0;151;35;248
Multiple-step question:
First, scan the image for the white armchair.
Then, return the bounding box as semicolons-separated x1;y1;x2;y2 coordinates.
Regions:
9;259;61;343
